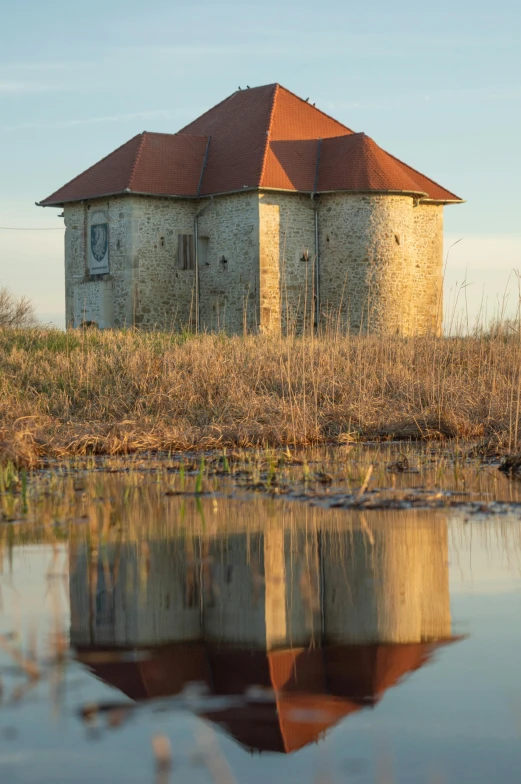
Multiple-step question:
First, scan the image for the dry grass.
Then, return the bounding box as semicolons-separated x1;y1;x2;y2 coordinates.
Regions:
1;326;521;467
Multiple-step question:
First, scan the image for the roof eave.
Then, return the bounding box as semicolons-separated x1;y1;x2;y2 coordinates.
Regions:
38;188;200;207
316;188;429;198
419;197;465;205
38;199;67;208
37;190;132;208
260;186;457;199
38;187;466;207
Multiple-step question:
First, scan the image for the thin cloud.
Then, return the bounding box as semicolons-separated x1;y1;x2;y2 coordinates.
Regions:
111;32;487;61
0;81;56;94
325;86;521;113
0;62;78;72
4;109;175;131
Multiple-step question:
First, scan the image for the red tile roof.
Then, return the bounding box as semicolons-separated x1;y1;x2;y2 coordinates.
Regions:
76;640;455;754
319;134;424;193
40;83;462;206
130;133;208;196
263;139;320;192
178;83;276;196
40;132;208;205
318;133;461;200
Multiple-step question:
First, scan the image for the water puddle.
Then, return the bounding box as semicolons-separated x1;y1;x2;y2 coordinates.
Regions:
1;459;521;782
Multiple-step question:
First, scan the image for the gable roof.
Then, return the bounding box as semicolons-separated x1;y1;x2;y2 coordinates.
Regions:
39;83;462;206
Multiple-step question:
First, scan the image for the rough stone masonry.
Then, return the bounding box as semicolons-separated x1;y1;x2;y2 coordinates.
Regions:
64;191;443;336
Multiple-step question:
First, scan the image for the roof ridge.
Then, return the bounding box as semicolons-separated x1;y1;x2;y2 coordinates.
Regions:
197;136;211;197
145;131;208;140
277;84;355;135
258;84;279;186
39;133;144;206
385;148;461;202
317;132;363;142
128;132;148;191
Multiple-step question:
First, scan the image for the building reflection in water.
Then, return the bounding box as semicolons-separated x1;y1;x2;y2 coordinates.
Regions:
70;511;455;753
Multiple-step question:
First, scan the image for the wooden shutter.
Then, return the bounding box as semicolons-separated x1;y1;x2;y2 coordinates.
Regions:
177;234;195;270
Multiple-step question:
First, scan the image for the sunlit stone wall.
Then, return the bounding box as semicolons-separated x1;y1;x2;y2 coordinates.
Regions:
258;192;316;334
319;194;444;335
130;196;196;329
63;191;444;335
64;193;261;332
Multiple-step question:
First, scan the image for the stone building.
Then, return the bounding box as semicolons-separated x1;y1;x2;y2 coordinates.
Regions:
39;84;462;335
69;513;455;752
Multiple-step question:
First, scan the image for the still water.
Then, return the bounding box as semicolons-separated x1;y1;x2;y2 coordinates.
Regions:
1;477;521;783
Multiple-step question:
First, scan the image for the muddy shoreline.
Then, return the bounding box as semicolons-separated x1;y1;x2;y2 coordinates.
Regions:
2;442;521;527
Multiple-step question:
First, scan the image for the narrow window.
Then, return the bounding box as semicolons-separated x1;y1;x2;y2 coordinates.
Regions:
198;236;209;267
177;234;195;270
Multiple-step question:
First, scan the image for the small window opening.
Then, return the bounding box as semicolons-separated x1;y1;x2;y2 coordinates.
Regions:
198;236;210;266
177;234;195;270
160;236;165;248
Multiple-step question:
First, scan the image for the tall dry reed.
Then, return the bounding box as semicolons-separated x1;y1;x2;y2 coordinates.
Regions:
1;326;521;466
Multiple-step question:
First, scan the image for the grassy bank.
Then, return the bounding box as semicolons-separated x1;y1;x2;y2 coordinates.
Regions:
1;327;520;467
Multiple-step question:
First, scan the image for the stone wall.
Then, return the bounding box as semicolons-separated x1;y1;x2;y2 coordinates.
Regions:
64;197;134;328
65;196;197;330
258;200;281;332
197;192;259;333
132;192;260;332
412;203;444;336
72;280;113;328
255;191;444;336
65;193;261;332
63;191;445;336
64;202;86;327
131;196;196;329
259;192;316;333
318;194;443;335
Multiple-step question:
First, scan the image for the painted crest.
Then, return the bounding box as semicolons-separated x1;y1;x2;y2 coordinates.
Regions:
91;223;108;263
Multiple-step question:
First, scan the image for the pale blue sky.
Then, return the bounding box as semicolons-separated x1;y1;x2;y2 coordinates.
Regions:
0;0;520;327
